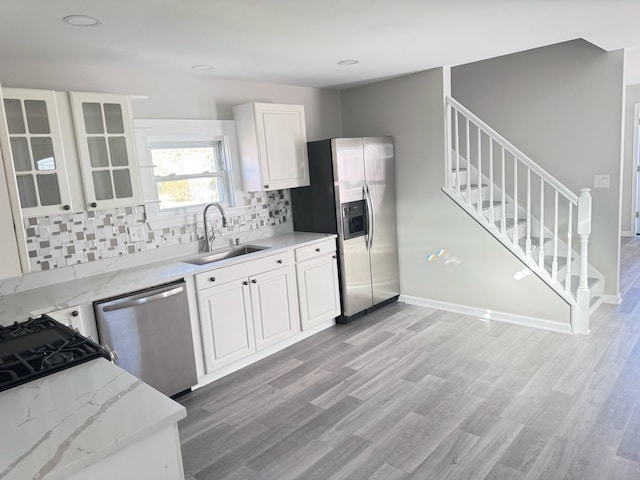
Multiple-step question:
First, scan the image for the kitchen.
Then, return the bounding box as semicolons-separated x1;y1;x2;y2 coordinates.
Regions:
2;2;640;479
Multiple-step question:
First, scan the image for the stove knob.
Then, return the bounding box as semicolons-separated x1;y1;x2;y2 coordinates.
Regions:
103;343;119;362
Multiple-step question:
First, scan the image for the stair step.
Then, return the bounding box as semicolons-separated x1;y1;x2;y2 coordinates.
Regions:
497;218;526;229
518;237;551;250
570;275;600;291
482;201;502;210
544;255;573;270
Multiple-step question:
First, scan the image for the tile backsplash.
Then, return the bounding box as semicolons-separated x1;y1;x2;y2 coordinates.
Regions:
24;190;291;272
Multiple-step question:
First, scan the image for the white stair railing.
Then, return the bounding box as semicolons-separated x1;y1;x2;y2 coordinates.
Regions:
444;96;593;333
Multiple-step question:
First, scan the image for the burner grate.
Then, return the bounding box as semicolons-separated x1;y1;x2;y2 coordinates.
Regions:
0;315;110;392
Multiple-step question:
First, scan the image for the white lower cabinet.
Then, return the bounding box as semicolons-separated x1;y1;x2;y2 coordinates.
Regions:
250;265;300;350
44;304;99;341
195;251;300;374
197;279;256;373
296;253;341;331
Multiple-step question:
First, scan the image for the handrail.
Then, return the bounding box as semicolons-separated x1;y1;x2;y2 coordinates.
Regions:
446;97;578;205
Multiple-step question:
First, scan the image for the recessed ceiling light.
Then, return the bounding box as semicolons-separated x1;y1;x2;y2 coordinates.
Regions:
337;59;359;66
63;14;102;27
191;64;215;71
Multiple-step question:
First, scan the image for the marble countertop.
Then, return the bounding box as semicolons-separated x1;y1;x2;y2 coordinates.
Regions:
0;231;336;325
0;358;186;480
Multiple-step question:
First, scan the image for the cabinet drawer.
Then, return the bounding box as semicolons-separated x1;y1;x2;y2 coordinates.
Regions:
295;239;337;262
195;250;294;290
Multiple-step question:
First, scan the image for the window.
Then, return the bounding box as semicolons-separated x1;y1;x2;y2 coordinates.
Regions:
134;119;243;229
149;141;231;210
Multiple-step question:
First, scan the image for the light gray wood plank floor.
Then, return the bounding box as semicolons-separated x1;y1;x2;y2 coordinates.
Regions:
178;236;640;480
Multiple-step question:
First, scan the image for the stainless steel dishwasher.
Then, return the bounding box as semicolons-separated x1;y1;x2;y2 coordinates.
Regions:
94;280;197;398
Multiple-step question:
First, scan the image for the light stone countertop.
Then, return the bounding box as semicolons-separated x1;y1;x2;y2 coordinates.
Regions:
0;358;186;480
0;231;336;326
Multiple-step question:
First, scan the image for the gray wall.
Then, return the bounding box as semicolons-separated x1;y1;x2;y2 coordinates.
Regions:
0;59;342;141
451;40;625;298
621;84;640;235
341;68;570;323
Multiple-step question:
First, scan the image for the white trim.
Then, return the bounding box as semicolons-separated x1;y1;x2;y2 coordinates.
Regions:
192;318;335;390
621;230;635;237
398;294;573;335
602;293;622;304
632;103;640;234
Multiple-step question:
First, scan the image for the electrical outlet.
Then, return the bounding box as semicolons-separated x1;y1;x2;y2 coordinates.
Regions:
127;225;146;242
594;174;610;188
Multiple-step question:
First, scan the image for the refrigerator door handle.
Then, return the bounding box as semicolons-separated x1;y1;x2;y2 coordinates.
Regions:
365;184;375;250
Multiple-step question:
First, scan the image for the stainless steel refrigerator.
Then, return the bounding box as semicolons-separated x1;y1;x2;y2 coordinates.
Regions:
291;137;400;322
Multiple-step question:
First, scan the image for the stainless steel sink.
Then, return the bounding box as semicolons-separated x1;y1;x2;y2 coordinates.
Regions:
182;245;270;265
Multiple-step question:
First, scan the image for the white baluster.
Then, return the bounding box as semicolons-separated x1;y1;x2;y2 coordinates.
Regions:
512;156;518;245
477;127;482;214
466;118;471;203
565;202;573;293
552;190;559;282
454;108;460;195
526;169;531;256
538;178;545;270
575;188;592;334
501;147;506;235
489;139;494;224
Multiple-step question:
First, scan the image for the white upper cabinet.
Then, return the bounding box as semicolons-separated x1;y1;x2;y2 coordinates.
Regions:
233;102;309;192
70;92;140;210
0;88;74;216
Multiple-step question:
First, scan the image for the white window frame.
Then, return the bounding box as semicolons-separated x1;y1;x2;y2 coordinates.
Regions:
134;119;245;230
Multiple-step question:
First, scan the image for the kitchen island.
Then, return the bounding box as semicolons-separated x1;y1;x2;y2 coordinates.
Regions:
0;358;186;480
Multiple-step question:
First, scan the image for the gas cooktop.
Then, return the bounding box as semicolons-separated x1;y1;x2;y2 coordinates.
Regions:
0;315;110;393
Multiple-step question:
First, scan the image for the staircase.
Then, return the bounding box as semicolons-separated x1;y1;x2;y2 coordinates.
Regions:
443;97;603;334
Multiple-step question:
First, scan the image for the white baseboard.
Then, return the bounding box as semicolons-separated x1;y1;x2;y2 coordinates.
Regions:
602;293;622;305
621;231;636;237
399;294;573;334
193;318;336;390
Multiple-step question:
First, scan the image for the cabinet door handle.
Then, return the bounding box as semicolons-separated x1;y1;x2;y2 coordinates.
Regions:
63;205;71;211
277;259;283;264
251;279;257;284
209;277;216;282
332;255;337;259
264;184;270;189
90;202;97;208
242;281;248;286
71;310;79;317
315;248;321;252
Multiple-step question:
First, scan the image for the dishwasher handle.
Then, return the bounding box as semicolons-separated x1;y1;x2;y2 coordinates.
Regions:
102;286;185;312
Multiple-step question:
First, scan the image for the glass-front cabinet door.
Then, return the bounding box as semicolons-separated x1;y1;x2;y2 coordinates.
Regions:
70;92;140;210
0;88;73;215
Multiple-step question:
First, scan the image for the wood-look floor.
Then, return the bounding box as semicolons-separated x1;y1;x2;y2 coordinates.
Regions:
178;236;640;480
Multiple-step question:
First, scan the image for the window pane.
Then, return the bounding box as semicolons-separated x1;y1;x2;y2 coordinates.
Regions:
104;103;124;133
151;144;221;176
82;102;104;134
4;99;25;134
31;138;56;171
156;177;221;209
109;137;128;166
10;138;31;172
16;175;37;207
24;100;50;134
36;173;61;205
93;170;114;200
87;137;109;167
113;169;133;198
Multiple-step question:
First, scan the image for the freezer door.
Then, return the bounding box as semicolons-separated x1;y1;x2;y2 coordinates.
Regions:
333;137;365;204
364;137;400;304
339;235;374;316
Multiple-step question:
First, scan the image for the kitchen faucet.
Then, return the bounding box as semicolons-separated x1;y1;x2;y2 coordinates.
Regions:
202;202;228;252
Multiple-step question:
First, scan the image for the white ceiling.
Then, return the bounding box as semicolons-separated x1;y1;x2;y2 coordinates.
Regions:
3;0;640;89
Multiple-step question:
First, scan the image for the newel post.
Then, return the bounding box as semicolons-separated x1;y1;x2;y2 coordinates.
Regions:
575;188;592;334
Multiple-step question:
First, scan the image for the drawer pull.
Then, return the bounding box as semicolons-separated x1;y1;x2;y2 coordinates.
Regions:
242;281;248;286
251;279;257;284
71;310;79;317
332;255;337;259
63;205;71;211
315;248;321;252
90;202;97;208
277;259;283;264
209;277;216;282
